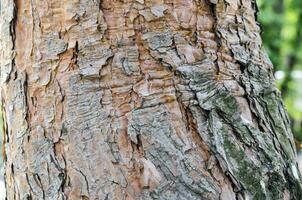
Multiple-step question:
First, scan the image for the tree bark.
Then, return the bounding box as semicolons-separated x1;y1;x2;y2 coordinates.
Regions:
1;0;302;199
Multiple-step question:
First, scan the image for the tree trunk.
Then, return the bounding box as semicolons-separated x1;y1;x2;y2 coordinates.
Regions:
1;0;301;199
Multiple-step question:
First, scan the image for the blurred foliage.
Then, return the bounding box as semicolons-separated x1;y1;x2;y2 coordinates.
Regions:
257;0;302;143
0;102;2;166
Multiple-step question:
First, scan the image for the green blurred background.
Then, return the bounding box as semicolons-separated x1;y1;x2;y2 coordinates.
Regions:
257;0;302;147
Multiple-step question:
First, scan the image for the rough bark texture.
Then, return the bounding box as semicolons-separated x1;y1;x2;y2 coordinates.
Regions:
1;0;302;199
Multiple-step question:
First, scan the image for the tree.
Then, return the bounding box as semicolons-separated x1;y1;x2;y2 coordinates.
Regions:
0;0;301;199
